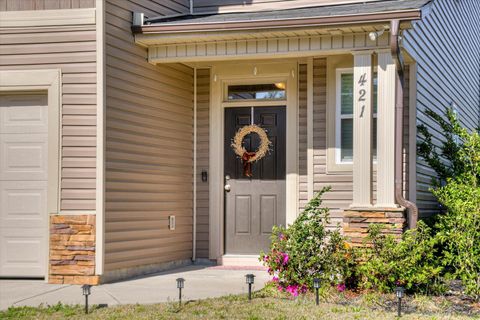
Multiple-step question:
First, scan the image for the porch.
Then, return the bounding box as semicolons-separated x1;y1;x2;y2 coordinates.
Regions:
100;1;421;278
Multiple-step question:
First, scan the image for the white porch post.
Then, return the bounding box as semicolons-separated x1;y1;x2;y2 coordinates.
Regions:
376;50;397;207
351;51;373;208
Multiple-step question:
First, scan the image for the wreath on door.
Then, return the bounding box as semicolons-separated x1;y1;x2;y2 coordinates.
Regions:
231;125;272;177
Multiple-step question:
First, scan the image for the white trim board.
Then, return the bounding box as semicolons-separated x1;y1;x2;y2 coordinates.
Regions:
0;69;62;282
0;8;95;28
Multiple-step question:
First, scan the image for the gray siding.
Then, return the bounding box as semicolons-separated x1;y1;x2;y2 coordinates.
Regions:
0;0;95;10
403;0;480;216
104;0;193;274
0;15;97;211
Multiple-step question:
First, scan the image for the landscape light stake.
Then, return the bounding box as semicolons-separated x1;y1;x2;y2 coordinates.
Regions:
176;278;185;307
395;286;405;317
245;274;255;301
313;278;320;306
82;284;92;314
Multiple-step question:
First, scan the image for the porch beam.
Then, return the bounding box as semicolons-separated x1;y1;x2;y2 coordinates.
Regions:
351;50;373;208
147;33;390;64
376;50;397;208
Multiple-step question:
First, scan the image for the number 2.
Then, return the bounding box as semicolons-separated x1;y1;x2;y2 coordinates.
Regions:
359;89;366;101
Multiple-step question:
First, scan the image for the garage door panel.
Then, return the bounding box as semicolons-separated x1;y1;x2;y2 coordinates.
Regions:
0;94;48;278
0;94;48;134
0;134;48;181
0;228;45;277
0;181;47;229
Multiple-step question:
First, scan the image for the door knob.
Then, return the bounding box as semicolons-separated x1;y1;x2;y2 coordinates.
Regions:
224;184;231;192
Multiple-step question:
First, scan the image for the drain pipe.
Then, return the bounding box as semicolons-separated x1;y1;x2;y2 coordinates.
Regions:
390;19;418;229
192;67;198;262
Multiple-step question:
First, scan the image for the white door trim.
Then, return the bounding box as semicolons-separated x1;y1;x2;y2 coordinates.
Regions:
0;69;61;281
208;61;298;261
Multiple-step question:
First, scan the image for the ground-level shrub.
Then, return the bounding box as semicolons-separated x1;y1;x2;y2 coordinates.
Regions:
356;222;444;294
260;187;357;296
417;107;480;300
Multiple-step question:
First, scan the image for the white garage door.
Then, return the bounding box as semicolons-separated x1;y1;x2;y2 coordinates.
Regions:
0;94;48;278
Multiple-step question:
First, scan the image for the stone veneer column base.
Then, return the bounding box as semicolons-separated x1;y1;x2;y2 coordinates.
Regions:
49;215;99;285
342;207;406;246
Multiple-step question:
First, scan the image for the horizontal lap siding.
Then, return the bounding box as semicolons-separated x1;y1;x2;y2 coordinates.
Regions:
195;69;210;259
403;0;480;217
313;58;351;226
104;0;193;272
0;0;95;10
0;23;97;211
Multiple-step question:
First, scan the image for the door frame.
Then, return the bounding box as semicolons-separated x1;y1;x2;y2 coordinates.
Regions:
208;61;298;260
0;69;61;281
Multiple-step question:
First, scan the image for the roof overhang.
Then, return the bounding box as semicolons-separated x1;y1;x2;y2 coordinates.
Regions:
132;7;422;64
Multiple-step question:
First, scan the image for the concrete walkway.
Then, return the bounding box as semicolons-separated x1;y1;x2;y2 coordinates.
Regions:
0;265;271;310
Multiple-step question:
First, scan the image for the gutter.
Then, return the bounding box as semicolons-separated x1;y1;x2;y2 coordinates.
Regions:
132;10;421;34
390;19;418;229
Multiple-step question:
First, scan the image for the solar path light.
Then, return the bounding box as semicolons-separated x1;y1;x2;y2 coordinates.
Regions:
176;278;185;306
245;274;255;301
313;278;320;305
395;286;405;317
81;284;92;314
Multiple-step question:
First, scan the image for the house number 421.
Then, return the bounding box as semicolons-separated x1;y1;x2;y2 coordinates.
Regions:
358;73;368;118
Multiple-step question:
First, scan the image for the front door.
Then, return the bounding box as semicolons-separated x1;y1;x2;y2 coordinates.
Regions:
224;106;286;254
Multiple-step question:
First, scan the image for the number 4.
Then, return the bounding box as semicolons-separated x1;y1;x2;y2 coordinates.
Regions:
358;73;367;86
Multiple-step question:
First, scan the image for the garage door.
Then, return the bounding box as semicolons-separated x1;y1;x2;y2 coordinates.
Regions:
0;94;48;278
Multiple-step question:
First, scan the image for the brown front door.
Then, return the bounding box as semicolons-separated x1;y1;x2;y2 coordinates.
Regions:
224;106;286;254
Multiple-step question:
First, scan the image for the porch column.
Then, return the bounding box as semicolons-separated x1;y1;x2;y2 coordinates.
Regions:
351;51;373;208
376;50;397;207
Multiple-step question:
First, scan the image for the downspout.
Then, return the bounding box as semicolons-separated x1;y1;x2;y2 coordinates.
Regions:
193;67;197;262
390;19;418;229
190;0;194;14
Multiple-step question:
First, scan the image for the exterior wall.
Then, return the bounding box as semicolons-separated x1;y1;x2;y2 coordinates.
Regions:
0;13;97;212
403;0;480;217
49;215;98;285
0;0;95;10
195;68;210;259
193;0;380;13
104;0;193;280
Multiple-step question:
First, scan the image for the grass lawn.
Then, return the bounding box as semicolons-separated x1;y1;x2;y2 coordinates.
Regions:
2;285;479;320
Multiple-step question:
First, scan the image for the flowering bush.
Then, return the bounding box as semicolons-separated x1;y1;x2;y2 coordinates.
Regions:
260;187;356;296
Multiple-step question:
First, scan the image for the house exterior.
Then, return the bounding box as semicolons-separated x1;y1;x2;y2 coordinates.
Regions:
0;0;478;285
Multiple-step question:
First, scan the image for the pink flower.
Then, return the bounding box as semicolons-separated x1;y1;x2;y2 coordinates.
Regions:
337;283;346;292
272;276;279;282
279;233;286;241
286;284;299;297
282;253;289;265
267;268;272;274
263;255;269;262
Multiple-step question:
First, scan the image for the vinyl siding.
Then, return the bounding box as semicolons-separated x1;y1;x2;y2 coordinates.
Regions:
193;0;380;13
195;68;210;259
0;0;95;10
299;59;410;226
403;0;480;217
0;18;97;211
104;0;193;273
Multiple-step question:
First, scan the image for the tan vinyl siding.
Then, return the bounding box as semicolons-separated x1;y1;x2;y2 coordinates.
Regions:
0;21;97;211
195;68;210;259
193;0;380;13
403;0;480;217
104;0;193;273
0;0;95;11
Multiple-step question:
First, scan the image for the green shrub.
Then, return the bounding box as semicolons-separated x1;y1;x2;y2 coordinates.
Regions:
260;187;357;296
417;107;480;300
433;180;480;300
356;222;444;294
